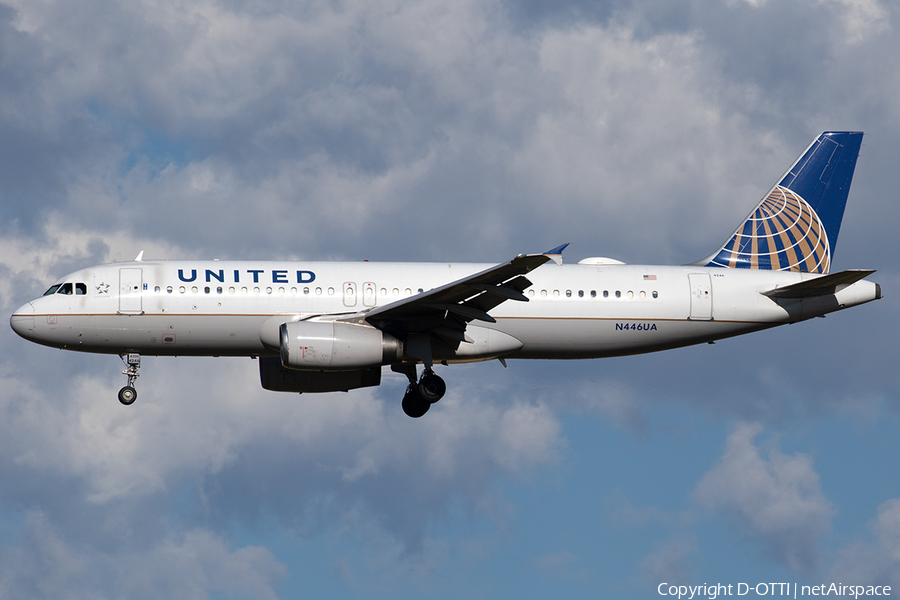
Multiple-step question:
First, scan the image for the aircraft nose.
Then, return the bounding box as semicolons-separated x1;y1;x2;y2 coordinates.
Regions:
10;302;35;340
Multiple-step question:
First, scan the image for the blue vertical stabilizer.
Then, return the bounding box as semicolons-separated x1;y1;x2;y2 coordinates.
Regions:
699;131;863;273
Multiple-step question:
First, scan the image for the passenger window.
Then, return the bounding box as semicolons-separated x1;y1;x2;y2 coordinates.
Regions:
603;290;609;298
76;283;87;295
44;285;61;296
578;290;584;298
590;290;597;298
615;291;621;298
57;283;73;295
652;291;659;299
565;290;572;298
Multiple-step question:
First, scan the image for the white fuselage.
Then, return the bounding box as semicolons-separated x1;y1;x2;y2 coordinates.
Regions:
10;259;880;361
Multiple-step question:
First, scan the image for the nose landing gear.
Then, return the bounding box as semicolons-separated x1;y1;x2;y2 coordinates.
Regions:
399;366;446;418
118;353;140;405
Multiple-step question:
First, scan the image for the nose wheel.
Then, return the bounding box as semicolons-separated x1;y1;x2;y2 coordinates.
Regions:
400;367;446;418
118;353;140;405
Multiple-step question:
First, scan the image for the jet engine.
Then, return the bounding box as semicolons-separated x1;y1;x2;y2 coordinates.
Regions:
279;321;402;371
258;357;382;393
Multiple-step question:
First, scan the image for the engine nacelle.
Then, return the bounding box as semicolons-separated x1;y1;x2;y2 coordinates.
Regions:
259;357;381;393
280;321;402;371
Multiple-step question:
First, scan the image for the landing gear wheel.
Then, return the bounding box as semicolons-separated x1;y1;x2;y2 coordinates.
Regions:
118;353;141;405
118;386;137;406
402;386;430;418
417;371;446;404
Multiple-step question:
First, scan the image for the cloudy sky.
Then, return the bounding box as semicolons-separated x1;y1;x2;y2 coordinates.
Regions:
1;0;899;597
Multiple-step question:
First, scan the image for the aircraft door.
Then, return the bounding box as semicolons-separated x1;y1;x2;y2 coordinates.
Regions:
687;273;712;320
343;282;357;307
119;268;144;314
362;282;376;307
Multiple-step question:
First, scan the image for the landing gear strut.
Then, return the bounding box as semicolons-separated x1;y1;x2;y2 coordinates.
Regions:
118;353;140;405
398;366;446;418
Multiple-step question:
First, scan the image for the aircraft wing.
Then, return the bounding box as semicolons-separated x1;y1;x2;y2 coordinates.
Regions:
761;269;876;298
361;245;566;343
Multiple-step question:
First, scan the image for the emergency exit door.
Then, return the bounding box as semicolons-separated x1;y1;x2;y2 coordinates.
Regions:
688;273;712;320
343;282;357;307
119;268;143;314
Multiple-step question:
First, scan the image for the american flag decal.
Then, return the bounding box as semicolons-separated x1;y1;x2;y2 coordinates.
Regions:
643;274;657;280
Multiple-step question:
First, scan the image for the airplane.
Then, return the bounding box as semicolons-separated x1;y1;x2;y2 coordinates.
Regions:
10;131;882;417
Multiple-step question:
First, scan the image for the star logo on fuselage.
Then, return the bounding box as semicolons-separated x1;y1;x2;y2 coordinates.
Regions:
96;282;110;294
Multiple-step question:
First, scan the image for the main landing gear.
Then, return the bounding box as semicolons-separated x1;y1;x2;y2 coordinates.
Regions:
399;366;446;418
118;353;140;405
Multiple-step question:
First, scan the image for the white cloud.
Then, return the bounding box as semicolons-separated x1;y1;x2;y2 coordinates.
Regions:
694;422;835;573
0;0;793;262
558;378;648;431
0;510;286;600
0;216;186;312
640;538;698;583
829;497;900;586
1;357;561;504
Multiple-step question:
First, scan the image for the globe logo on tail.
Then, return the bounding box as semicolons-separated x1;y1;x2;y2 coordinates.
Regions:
706;185;830;274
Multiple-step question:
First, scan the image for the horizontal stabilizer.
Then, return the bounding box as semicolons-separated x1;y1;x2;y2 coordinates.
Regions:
761;269;875;298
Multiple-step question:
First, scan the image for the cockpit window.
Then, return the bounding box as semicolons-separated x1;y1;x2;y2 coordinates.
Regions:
43;282;87;296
